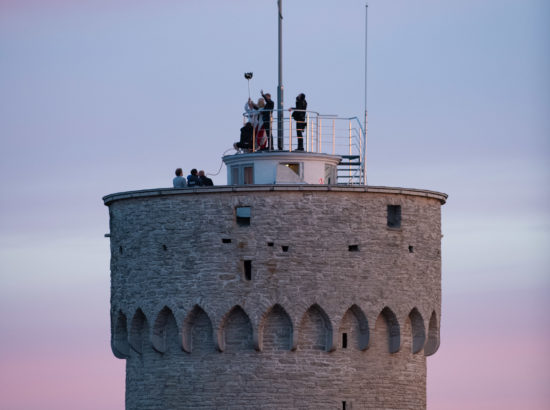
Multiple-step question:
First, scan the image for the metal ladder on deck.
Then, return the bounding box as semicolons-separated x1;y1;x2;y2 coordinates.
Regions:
337;155;363;185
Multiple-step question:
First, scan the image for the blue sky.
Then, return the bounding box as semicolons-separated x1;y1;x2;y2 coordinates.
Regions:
1;0;549;408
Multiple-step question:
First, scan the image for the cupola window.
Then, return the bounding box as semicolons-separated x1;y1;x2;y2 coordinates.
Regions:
231;164;254;185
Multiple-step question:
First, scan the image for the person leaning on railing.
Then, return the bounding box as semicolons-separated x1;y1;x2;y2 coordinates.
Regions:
289;93;307;151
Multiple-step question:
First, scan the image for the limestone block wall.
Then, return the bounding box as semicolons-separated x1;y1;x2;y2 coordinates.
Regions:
104;185;446;410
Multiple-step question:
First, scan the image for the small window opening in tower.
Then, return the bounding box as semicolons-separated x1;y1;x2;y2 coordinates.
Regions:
267;242;274;247
119;246;123;254
342;333;348;348
162;244;167;251
282;163;300;175
222;238;232;244
236;206;251;226
348;245;359;252
387;205;402;228
408;245;414;253
282;245;289;252
243;260;252;281
342;401;347;410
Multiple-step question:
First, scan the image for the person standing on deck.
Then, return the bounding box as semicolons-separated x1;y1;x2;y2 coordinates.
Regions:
290;93;307;151
260;90;274;150
250;98;268;150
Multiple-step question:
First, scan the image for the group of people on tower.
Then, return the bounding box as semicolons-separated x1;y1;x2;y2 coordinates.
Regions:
173;168;213;188
234;92;307;152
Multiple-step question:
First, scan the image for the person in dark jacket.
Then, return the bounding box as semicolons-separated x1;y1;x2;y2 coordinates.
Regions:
234;122;253;152
198;170;214;186
260;90;274;149
290;93;307;151
187;168;201;187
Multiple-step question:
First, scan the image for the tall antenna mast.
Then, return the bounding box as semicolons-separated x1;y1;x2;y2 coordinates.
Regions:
364;3;368;185
277;0;284;150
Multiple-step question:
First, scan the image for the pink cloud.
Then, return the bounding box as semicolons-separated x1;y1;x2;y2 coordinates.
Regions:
428;297;550;409
0;346;125;410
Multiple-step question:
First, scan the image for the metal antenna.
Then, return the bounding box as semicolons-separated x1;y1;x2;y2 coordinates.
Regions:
277;0;284;150
363;3;368;185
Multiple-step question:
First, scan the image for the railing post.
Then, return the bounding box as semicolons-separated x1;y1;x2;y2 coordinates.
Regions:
348;120;352;181
306;113;309;152
316;116;319;154
252;127;256;152
358;126;363;184
319;115;322;153
289;114;293;152
332;119;335;155
319;119;322;154
269;112;273;150
318;118;322;153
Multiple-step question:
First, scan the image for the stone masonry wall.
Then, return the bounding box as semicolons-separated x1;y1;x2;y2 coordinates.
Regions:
105;186;445;409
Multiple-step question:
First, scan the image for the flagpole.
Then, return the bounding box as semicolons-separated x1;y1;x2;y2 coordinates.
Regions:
277;0;284;150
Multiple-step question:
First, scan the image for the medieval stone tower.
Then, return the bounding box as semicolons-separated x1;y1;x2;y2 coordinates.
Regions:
104;145;446;409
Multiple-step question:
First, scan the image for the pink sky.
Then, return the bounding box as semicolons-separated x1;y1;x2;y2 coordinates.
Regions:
1;0;549;408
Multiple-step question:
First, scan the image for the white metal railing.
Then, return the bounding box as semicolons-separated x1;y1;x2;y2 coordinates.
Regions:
242;109;366;185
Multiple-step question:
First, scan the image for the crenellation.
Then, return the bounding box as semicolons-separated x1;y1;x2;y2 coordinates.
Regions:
114;302;437;359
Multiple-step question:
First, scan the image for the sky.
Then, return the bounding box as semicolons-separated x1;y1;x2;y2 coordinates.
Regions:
0;0;549;409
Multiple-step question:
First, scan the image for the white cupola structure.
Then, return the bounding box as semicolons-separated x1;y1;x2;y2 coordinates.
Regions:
223;151;341;185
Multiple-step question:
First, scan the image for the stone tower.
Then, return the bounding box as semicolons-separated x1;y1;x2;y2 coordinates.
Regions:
104;138;446;409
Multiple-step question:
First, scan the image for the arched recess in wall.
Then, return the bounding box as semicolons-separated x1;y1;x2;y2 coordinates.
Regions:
260;304;293;351
374;307;400;353
424;311;440;356
298;304;333;352
152;306;180;354
182;305;215;353
338;305;369;350
129;308;149;354
112;310;130;358
221;306;254;352
408;308;426;354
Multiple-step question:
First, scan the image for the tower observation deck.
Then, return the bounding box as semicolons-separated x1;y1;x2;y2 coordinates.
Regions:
227;109;366;186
